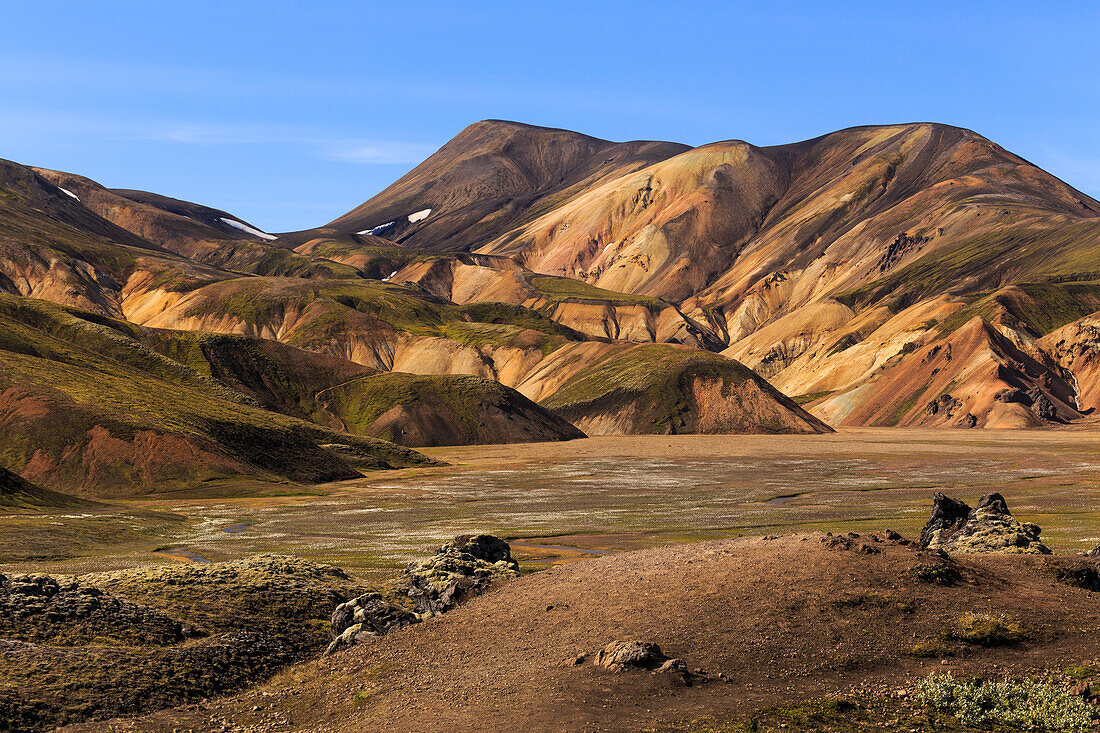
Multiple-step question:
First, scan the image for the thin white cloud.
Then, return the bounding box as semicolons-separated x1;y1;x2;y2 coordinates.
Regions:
320;141;437;165
146;124;436;165
0;109;438;167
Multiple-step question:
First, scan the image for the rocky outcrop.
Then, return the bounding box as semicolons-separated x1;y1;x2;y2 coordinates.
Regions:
327;592;420;652
326;534;520;654
919;493;973;548
406;534;520;615
919;493;1051;554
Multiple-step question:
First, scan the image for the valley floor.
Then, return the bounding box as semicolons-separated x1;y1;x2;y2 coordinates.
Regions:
5;427;1100;577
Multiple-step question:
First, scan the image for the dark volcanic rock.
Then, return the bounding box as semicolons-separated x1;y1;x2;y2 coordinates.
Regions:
406;534;520;616
919;493;972;548
920;492;1050;554
326;534;520;654
326;592;420;654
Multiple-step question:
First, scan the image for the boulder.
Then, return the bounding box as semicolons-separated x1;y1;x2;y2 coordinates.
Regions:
594;641;673;671
919;493;1050;554
326;592;419;654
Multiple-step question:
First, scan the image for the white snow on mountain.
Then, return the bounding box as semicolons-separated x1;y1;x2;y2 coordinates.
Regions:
220;217;277;241
358;221;395;236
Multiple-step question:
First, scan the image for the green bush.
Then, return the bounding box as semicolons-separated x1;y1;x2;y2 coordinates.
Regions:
917;673;1093;731
949;612;1028;646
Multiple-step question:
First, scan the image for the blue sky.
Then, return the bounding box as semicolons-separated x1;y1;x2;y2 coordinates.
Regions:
3;1;1098;232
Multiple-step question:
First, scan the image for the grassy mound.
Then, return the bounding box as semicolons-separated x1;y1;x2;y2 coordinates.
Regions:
0;295;431;497
317;372;584;446
541;343;831;434
0;466;99;511
0;555;367;732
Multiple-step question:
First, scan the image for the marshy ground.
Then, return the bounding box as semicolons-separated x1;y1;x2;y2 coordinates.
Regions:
5;427;1100;578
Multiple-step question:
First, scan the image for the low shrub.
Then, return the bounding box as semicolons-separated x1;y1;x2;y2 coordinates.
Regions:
949;612;1028;646
917;673;1094;731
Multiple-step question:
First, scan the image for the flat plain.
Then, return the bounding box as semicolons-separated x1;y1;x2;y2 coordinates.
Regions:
5;427;1099;578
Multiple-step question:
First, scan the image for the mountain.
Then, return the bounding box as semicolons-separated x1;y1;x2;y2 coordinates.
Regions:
6;115;1100;482
328;120;1100;428
326;120;690;251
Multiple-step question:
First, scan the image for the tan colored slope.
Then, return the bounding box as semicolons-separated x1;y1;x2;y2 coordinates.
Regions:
481;141;787;303
382;254;715;345
476;123;1100;318
65;534;1100;732
812;317;1081;428
1037;312;1100;412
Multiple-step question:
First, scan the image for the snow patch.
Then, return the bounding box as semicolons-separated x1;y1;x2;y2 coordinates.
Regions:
220;217;277;241
382;270;397;282
359;221;395;236
59;187;79;202
407;208;431;223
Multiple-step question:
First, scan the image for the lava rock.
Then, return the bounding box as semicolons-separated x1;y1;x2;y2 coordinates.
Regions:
406;534;520;616
594;641;672;671
920;492;1050;554
326;592;419;654
919;493;972;548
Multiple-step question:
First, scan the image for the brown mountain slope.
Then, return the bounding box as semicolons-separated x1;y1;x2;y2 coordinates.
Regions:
539;343;831;435
33;169;357;279
66;534;1100;732
326;120;690;251
0;158;230;318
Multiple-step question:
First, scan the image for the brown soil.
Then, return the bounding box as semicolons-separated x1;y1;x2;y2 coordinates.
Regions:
63;533;1100;732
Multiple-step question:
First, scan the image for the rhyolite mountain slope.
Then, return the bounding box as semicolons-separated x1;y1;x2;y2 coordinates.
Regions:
329;120;1100;428
327;120;690;251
